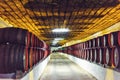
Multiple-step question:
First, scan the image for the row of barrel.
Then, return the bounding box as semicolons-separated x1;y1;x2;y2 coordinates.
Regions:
67;31;120;49
56;30;120;69
0;27;46;48
0;28;50;74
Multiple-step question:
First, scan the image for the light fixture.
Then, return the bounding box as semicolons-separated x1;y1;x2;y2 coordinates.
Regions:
52;28;70;33
52;40;59;45
52;38;64;45
54;38;64;41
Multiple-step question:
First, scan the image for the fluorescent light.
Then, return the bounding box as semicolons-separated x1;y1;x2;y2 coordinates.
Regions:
52;28;70;33
54;38;64;41
52;38;64;45
52;40;59;45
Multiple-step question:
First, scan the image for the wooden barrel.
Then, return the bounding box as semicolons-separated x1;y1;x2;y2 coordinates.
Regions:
43;49;50;59
99;48;105;65
97;36;104;47
28;33;45;48
108;31;120;47
106;47;112;67
17;46;28;71
94;48;97;62
31;34;35;48
33;48;37;65
83;42;86;49
28;48;34;68
0;44;29;73
39;49;44;60
68;47;71;54
99;48;108;65
86;49;90;61
103;34;109;47
85;41;89;49
73;49;78;57
42;40;48;49
88;40;93;48
26;32;32;47
79;50;81;59
0;28;45;48
111;47;120;68
92;38;96;48
77;49;81;58
95;48;101;63
0;45;6;73
84;49;87;60
90;49;95;62
0;28;28;45
35;49;39;63
0;29;4;44
81;49;85;59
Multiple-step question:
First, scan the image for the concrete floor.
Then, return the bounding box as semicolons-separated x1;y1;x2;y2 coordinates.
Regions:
39;53;97;80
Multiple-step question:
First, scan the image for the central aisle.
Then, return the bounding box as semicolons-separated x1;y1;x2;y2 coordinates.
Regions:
39;53;96;80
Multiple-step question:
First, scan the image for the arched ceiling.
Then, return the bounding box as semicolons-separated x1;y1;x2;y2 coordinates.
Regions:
0;0;120;46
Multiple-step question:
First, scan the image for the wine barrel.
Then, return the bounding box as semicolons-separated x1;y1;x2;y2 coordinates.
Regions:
108;31;120;47
103;34;109;47
95;48;101;63
43;50;50;59
85;41;89;49
35;49;39;63
84;49;87;60
97;36;104;47
0;28;27;45
0;45;6;73
41;40;48;49
0;28;45;48
33;48;37;65
99;48;108;65
26;32;32;47
29;48;34;68
31;34;35;48
83;42;86;49
68;47;71;54
111;47;120;68
77;49;81;58
94;48;97;62
86;49;90;61
88;40;93;48
28;33;45;48
81;49;85;59
0;29;4;44
90;49;95;62
73;49;78;57
0;44;29;73
17;46;28;71
92;38;96;48
38;49;44;60
106;47;112;67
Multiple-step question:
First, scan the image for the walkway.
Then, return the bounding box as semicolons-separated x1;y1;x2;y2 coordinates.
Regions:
39;53;97;80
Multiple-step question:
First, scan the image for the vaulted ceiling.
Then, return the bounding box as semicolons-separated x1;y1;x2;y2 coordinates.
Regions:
0;0;120;46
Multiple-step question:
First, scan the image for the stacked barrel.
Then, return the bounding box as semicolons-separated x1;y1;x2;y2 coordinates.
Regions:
0;28;50;74
56;31;120;69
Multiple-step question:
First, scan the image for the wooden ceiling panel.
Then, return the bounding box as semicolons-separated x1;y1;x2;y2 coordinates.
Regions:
0;0;120;46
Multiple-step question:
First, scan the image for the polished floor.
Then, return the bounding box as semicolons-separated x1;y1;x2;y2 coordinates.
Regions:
39;53;97;80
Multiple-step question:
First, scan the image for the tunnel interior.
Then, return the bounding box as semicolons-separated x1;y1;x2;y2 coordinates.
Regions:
0;0;120;80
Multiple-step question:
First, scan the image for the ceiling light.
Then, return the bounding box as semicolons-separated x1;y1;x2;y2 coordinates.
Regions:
52;40;59;45
52;28;70;33
54;38;64;41
52;38;64;45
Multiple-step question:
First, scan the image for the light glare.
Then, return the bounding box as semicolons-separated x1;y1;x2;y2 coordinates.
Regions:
52;28;70;33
